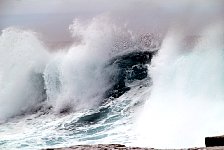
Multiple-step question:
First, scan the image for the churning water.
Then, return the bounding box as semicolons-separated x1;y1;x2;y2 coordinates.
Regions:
0;12;224;149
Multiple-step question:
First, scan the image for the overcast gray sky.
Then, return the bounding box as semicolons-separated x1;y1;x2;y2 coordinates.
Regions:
1;0;223;15
0;0;223;43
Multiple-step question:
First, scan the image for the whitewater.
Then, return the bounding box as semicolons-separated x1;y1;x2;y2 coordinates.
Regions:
0;15;224;149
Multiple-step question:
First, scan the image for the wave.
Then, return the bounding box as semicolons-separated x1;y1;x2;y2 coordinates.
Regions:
0;16;158;122
1;15;224;149
0;28;50;121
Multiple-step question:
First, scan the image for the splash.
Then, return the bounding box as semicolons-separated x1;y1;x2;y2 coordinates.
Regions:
1;13;224;149
0;28;49;121
0;16;157;121
136;23;224;148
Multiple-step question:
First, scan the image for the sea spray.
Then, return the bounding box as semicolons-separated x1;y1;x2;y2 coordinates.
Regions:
0;17;156;121
43;17;160;114
136;23;224;148
0;28;49;121
44;17;121;113
1;15;224;149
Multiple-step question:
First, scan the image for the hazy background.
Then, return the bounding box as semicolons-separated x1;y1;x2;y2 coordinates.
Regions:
0;0;223;46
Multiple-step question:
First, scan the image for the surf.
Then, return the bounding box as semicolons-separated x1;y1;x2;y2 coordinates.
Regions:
0;13;224;149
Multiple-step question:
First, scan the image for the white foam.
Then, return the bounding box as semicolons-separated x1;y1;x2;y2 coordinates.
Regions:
136;23;224;148
0;28;50;121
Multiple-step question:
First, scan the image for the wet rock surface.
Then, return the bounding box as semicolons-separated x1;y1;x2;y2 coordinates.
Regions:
43;144;153;150
104;50;156;99
43;144;224;150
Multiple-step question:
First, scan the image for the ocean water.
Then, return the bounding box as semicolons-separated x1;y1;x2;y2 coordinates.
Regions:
0;15;224;150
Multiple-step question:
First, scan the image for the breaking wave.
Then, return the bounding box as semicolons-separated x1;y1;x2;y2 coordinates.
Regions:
0;16;224;149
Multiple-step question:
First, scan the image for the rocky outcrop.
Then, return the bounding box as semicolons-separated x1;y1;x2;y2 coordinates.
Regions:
205;135;224;147
43;144;153;150
43;144;224;150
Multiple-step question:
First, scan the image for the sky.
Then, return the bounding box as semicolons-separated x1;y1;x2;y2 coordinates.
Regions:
0;0;223;43
0;0;223;15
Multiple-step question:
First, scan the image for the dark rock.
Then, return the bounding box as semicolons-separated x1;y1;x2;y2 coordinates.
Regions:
43;144;224;150
42;144;153;150
205;135;224;147
104;50;156;99
59;105;73;114
104;84;131;99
